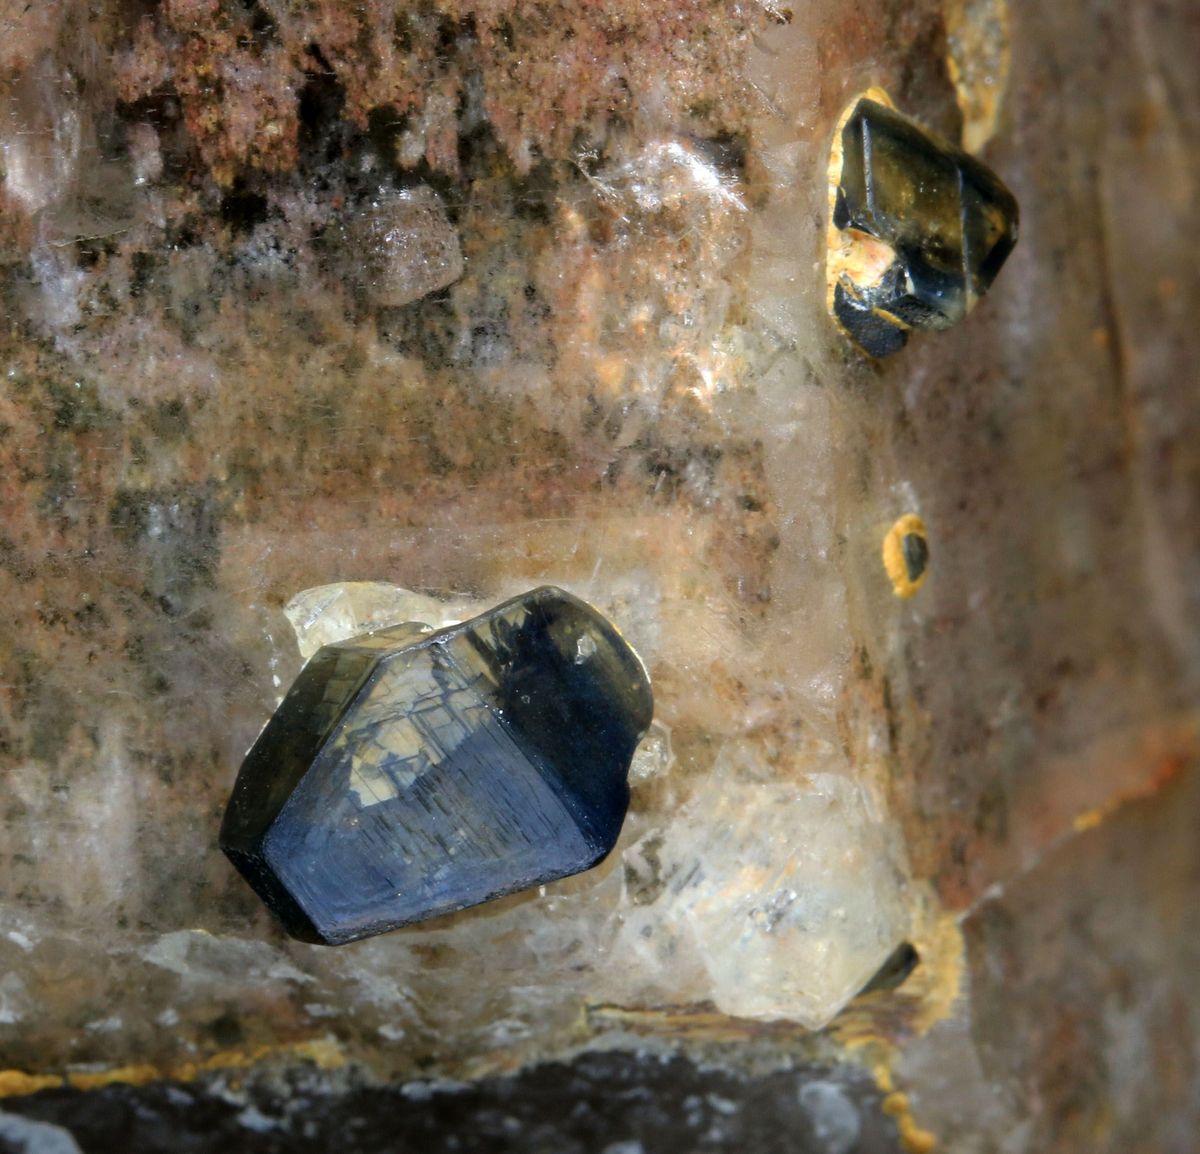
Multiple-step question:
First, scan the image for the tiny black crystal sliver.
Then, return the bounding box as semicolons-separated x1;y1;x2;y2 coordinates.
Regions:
220;586;653;944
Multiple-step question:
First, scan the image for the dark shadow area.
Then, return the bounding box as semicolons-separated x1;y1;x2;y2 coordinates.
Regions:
2;1050;901;1154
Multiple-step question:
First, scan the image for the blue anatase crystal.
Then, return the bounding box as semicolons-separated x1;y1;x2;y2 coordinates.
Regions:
220;587;653;944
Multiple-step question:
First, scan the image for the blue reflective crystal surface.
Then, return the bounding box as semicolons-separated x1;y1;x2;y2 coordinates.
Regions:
220;587;653;944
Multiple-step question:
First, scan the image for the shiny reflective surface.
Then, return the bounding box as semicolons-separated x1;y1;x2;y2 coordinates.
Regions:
220;587;653;944
828;94;1019;357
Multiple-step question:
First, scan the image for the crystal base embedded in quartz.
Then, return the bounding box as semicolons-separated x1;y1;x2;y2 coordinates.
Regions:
827;93;1019;357
219;587;653;944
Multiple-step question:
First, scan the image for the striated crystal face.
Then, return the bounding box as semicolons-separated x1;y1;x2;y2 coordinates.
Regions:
219;587;653;944
828;94;1019;357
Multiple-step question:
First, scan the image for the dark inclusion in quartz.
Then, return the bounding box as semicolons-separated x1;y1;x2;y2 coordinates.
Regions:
882;513;930;598
220;587;653;944
828;95;1019;357
901;532;929;585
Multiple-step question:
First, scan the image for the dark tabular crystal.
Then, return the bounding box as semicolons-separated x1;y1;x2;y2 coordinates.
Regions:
220;587;653;944
829;96;1019;357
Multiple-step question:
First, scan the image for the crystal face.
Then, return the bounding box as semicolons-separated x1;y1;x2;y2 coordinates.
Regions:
614;774;909;1028
220;587;653;944
827;92;1019;357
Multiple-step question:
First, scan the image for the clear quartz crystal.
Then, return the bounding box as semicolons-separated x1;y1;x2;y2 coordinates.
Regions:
618;773;908;1028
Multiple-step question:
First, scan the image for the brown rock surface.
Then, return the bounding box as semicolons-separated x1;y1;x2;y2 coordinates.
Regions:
0;0;1197;1148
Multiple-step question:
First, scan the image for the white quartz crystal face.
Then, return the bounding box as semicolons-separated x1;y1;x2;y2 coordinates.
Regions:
284;579;660;667
284;583;470;660
628;719;674;783
620;774;908;1029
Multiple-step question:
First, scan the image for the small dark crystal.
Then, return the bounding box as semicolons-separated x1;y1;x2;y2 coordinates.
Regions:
829;95;1019;357
220;587;653;944
882;513;929;598
859;941;920;994
901;531;930;584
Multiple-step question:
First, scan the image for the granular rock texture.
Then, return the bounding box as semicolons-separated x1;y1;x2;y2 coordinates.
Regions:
0;0;1198;1150
2;1051;903;1154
